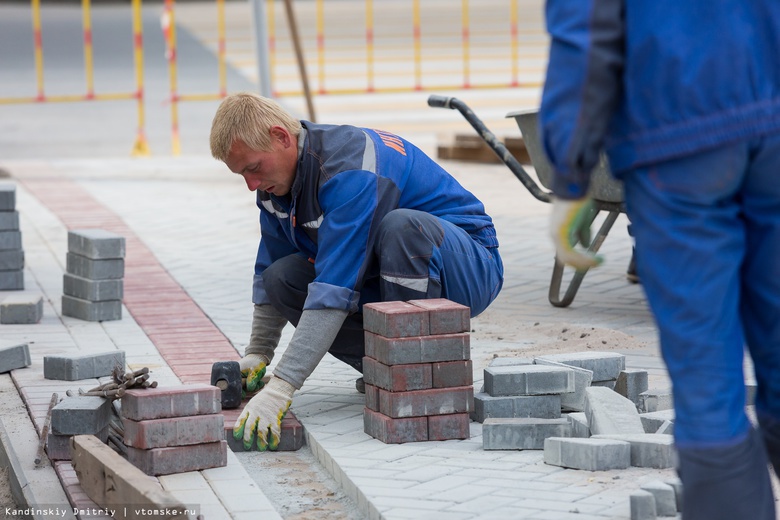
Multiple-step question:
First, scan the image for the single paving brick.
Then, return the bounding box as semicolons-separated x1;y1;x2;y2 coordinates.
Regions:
0;341;31;373
365;383;380;411
0;249;23;270
432;360;473;388
363;407;428;444
0;294;43;324
484;365;575;397
0;210;19;231
365;331;470;365
120;384;221;421
535;351;626;382
61;295;122;322
408;298;470;334
363;356;433;392
65;252;124;280
543;437;631;471
428;413;470;441
592;433;677;469
0;231;21;251
615;369;649;409
122;413;224;449
566;412;591;438
640;480;677;517
0;270;23;290
534;357;593;412
630;490;657;520
43;350;125;381
378;385;473;418
585;386;645;435
0;183;15;211
68;229;126;259
363;301;429;338
126;440;228;476
51;396;112;435
47;426;109;461
639;389;674;413
63;273;123;301
472;392;561;423
483;417;571;450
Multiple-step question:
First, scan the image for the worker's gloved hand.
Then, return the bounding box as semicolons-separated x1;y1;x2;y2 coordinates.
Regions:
549;197;604;270
233;376;294;451
239;353;269;393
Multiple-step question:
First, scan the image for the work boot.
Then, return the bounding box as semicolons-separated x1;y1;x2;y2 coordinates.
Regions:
626;247;640;284
355;377;365;394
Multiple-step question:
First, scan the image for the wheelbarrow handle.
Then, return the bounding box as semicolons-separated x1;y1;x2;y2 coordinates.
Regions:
426;95;551;204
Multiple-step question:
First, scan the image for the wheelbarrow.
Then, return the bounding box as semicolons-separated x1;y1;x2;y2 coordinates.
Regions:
428;95;627;308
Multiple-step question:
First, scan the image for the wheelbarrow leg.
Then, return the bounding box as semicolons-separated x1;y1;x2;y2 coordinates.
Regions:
548;209;620;308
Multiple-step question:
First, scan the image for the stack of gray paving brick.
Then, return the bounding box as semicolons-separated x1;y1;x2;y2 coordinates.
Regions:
480;363;575;450
62;229;125;322
0;182;24;291
47;395;112;461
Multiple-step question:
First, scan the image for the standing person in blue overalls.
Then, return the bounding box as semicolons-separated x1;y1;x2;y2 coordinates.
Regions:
540;1;780;519
209;92;503;452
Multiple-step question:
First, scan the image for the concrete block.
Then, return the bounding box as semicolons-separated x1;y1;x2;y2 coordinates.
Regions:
0;210;19;231
0;183;15;211
365;331;470;365
640;409;675;434
363;301;428;338
428;413;470;440
378;385;473;418
123;413;224;449
535;351;625;382
0;231;21;251
225;411;304;452
126;440;227;476
61;294;122;321
630;490;657;520
0;342;31;373
432;360;473;388
408;298;470;334
639;389;674;413
592;434;677;468
63;273;123;301
489;357;534;367
46;426;109;461
0;294;42;324
534;357;593;411
363;356;433;392
482;417;571;450
51;396;112;435
585;386;645;435
0;270;23;290
120;384;221;421
43;350;125;381
640;480;677;517
365;383;380;411
68;229;126;259
65;252;124;280
0;249;23;270
664;477;683;512
484;365;574;397
543;437;631;471
70;435;191;518
566;412;591;438
615;369;649;408
472;392;561;422
364;407;428;443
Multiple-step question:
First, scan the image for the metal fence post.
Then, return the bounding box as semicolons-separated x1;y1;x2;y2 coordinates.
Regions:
250;0;273;98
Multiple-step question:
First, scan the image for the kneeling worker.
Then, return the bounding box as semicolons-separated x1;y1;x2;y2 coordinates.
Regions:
209;92;503;451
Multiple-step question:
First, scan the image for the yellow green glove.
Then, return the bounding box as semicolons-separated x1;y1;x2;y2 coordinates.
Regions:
239;353;268;393
549;196;604;270
233;376;294;451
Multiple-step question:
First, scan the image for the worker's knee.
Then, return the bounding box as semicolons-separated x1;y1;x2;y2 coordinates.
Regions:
262;254;314;313
375;209;444;262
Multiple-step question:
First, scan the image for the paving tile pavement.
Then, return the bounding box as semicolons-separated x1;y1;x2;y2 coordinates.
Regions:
0;156;695;519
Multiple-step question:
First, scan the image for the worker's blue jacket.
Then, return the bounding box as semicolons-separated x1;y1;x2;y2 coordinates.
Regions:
252;122;499;312
540;0;780;199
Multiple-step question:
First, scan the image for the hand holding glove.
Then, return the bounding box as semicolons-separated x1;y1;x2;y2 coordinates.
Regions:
233;376;295;451
549;197;604;270
239;353;269;393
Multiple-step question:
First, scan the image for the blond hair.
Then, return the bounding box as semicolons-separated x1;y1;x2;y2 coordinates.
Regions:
210;92;302;161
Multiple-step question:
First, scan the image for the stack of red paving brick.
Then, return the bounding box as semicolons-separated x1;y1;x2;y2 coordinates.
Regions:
120;384;228;476
362;298;474;444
